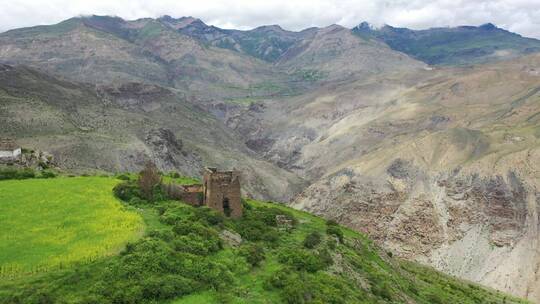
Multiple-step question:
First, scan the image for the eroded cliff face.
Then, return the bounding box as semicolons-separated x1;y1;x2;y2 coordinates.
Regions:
292;154;540;299
274;54;540;301
291;140;540;300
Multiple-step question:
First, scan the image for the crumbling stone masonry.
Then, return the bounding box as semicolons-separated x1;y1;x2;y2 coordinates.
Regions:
163;183;203;206
202;167;243;218
164;167;243;218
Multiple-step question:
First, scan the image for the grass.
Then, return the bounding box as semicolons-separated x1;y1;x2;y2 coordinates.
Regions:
162;175;201;185
0;178;530;303
0;177;144;277
225;97;259;105
171;199;529;304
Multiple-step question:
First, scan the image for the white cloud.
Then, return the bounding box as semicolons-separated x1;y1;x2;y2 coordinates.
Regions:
0;0;539;38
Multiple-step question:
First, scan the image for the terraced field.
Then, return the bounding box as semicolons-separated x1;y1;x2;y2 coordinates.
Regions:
0;177;144;276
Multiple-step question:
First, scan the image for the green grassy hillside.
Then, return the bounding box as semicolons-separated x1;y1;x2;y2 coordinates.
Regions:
0;177;143;277
0;176;529;303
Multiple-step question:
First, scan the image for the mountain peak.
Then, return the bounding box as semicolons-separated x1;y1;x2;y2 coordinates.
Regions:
252;24;285;32
158;15;204;29
354;21;373;31
479;22;497;30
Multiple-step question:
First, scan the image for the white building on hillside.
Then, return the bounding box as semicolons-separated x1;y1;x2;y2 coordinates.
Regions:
0;138;21;160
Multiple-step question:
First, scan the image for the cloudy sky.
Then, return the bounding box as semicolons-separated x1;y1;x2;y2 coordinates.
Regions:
1;0;540;38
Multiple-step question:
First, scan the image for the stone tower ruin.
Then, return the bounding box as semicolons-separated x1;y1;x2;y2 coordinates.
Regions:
202;167;243;218
163;167;243;218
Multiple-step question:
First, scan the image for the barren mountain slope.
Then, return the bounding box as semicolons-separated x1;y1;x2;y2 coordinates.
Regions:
0;16;284;100
276;24;426;81
0;64;304;201
281;54;540;301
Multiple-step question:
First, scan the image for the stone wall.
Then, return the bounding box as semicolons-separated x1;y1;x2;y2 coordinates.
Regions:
163;183;203;206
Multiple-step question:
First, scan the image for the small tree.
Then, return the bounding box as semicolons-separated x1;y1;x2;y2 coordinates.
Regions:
138;161;161;201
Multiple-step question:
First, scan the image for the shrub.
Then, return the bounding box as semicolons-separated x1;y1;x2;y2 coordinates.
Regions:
326;225;344;243
116;174;130;181
173;221;217;238
326;219;339;226
129;196;147;206
327;238;337;250
426;292;444;304
40;170;56;179
241;199;252;210
147;229;175;242
173;235;222;256
113;181;140;202
371;282;393;301
192;207;224;226
234;218;280;244
265;269;352;304
151;184;168;202
317;249;333;267
0;167;36;180
0;167;18;180
233;205;295;245
172;221;222;255
17;168;36;179
277;247;331;272
303;231;322;249
239;243;265;267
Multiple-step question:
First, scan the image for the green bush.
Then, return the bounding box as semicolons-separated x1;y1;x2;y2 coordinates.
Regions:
277;247;331;272
173;235;222;256
326;238;337;250
326;225;344;243
129;196;148;206
17;168;36;179
371;282;393;301
303;231;322;249
0;167;36;180
113;181;140;202
172;220;222;255
265;269;358;304
326;219;339;226
191;207;224;227
239;243;265;267
116;173;130;181
0;167;18;180
234;218;280;244
40;170;56;179
232;206;295;244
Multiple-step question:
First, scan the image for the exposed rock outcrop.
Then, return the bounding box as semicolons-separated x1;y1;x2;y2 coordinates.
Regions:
143;128;202;176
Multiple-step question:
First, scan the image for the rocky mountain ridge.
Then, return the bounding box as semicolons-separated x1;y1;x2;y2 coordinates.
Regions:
353;21;540;65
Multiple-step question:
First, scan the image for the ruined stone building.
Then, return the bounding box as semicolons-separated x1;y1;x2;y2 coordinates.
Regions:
164;167;243;218
0;138;21;161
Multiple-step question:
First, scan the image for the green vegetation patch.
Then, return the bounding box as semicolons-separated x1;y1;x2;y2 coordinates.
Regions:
0;177;143;276
0;176;530;304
